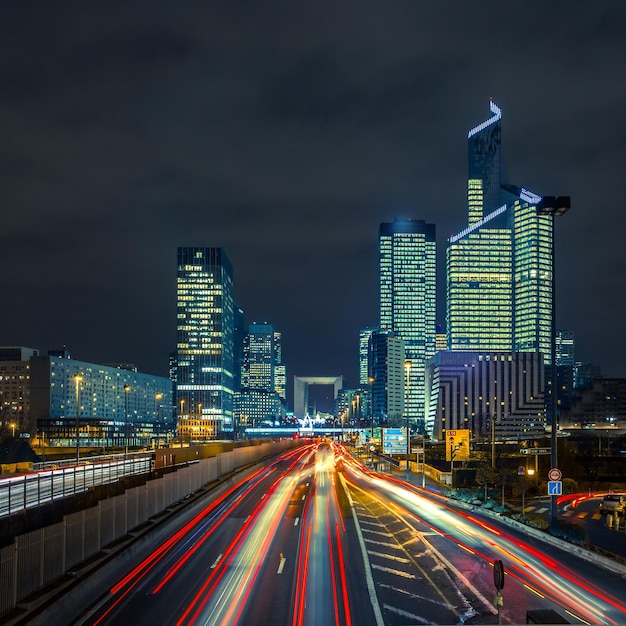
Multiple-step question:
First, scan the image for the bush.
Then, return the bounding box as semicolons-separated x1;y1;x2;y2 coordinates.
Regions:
510;513;550;530
550;519;588;545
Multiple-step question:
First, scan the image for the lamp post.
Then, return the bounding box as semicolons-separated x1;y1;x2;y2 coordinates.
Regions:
537;194;571;525
197;403;202;443
124;384;130;459
74;374;82;464
421;433;426;488
369;375;375;442
179;398;185;445
404;359;412;481
155;392;163;449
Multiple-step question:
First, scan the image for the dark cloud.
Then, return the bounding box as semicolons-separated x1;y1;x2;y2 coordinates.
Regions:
1;2;626;398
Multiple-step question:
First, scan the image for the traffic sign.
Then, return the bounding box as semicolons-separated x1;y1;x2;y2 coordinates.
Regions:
519;447;551;455
493;559;505;591
548;467;562;481
517;466;526;476
548;481;562;495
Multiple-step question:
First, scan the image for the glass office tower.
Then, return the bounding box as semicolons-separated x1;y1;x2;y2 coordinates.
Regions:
447;207;512;352
512;198;553;359
243;322;277;392
379;219;436;431
447;101;554;365
176;247;235;439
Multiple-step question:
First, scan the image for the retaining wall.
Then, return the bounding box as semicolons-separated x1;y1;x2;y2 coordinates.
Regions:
0;439;297;618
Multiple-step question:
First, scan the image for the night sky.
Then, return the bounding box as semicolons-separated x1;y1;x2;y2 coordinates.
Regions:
2;3;626;404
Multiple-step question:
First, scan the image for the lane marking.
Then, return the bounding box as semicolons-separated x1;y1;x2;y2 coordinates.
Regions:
383;603;429;624
294;517;300;526
368;550;410;563
210;554;223;569
360;527;393;538
371;563;415;579
363;538;403;549
277;555;286;574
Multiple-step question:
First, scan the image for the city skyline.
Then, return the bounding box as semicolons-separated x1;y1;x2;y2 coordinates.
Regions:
2;4;626;390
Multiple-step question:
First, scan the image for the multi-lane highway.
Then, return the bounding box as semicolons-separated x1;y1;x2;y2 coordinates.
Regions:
23;442;626;625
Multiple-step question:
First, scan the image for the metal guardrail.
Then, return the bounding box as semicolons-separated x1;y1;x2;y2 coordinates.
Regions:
0;456;152;518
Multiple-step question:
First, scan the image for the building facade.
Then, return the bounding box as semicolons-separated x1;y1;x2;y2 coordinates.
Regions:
369;330;405;427
425;351;546;441
379;219;436;431
29;354;174;447
359;327;377;386
176;247;235;439
243;323;275;391
0;347;38;437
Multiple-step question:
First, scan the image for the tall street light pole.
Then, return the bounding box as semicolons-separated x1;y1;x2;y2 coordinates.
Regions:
369;375;375;443
74;374;82;465
124;384;130;459
537;194;571;526
155;392;163;449
404;360;412;482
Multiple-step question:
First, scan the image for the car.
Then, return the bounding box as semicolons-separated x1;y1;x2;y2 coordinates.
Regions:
599;494;626;515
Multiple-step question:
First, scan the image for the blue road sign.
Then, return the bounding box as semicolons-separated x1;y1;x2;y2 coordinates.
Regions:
548;480;562;495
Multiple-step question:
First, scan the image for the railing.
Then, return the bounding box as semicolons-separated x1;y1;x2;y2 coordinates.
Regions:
0;456;151;518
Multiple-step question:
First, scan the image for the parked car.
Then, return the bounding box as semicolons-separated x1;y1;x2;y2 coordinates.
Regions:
599;494;626;515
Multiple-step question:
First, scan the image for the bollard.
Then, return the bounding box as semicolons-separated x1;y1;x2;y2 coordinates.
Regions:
606;513;613;529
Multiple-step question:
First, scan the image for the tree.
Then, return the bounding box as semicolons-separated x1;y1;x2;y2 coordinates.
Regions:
475;461;499;502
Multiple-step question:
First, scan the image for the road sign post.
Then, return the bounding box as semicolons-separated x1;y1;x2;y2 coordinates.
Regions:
493;559;505;625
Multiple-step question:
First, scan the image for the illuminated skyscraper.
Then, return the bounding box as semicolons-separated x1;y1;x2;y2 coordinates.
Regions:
379;219;436;430
176;247;234;439
359;326;377;386
447;101;554;364
243;323;275;391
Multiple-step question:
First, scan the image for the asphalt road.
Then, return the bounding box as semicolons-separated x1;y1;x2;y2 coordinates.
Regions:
10;443;626;626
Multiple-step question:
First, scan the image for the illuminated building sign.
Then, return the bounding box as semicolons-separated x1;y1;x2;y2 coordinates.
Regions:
448;205;507;243
467;100;502;138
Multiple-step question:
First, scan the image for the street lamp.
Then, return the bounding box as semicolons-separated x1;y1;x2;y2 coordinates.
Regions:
368;375;375;442
74;374;82;464
179;398;185;445
404;360;412;481
124;384;130;459
537;194;571;525
155;392;163;449
10;422;16;437
197;403;202;443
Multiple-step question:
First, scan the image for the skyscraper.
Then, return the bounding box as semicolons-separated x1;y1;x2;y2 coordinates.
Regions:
176;247;235;439
359;326;377;386
379;219;436;430
447;101;554;363
369;330;405;426
243;323;275;391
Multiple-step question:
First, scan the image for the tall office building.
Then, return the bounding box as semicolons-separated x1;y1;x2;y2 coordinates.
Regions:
176;247;235;439
273;330;286;401
447;101;554;363
379;219;436;430
369;331;405;426
556;330;575;366
359;327;377;386
243;323;275;391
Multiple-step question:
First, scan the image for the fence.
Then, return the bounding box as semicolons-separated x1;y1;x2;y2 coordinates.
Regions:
0;439;297;618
